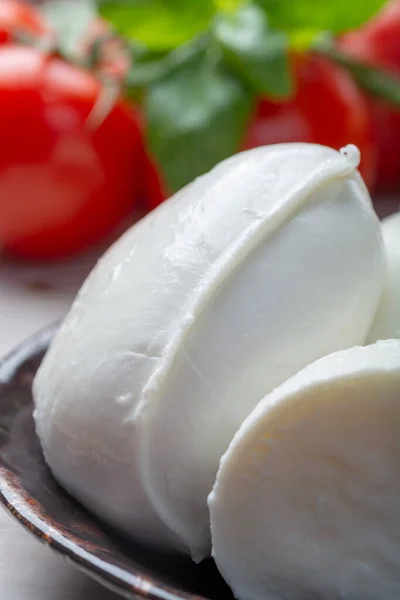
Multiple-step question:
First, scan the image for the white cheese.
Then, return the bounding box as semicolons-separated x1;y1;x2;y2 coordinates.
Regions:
209;340;400;600
33;143;385;560
368;211;400;342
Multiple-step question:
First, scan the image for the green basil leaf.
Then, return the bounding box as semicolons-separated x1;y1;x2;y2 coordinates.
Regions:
213;3;292;98
214;0;245;11
127;48;169;89
145;52;252;192
41;0;97;58
317;40;400;108
258;0;386;37
127;36;208;89
99;0;215;51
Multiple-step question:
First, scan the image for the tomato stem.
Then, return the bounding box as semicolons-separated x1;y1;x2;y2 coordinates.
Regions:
85;76;121;131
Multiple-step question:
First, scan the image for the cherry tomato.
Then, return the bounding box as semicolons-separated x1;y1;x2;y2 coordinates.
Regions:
244;54;377;189
0;0;48;44
341;1;400;190
130;107;167;211
0;45;144;260
139;151;165;211
342;1;400;70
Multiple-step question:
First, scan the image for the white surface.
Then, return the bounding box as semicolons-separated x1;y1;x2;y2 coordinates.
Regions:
210;341;400;600
368;211;400;342
0;257;120;600
33;143;385;562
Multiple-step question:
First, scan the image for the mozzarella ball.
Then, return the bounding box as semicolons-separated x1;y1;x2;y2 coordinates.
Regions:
33;143;385;560
209;340;400;600
368;211;400;342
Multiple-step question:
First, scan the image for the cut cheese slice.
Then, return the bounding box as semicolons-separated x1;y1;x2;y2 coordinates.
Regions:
209;340;400;600
368;211;400;342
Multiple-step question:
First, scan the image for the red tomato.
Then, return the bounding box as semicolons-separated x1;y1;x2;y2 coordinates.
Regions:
342;1;400;69
141;151;166;211
244;55;377;189
132;108;167;211
0;45;144;260
0;0;48;44
341;1;400;190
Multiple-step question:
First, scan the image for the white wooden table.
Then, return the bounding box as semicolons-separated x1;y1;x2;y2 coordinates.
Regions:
0;257;121;600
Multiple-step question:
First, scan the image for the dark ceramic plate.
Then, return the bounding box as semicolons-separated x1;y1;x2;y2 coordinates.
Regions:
0;325;233;600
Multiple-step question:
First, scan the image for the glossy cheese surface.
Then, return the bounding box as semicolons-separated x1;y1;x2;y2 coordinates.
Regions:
368;211;400;342
209;340;400;600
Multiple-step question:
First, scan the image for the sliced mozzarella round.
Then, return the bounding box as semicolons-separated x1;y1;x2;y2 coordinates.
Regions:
33;143;385;560
368;211;400;342
209;340;400;600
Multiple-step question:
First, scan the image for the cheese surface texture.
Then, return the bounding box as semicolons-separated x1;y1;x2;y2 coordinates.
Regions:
209;340;400;600
368;211;400;342
33;143;385;560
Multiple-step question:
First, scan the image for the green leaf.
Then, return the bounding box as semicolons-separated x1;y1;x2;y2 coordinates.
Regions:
213;3;292;98
41;0;97;58
257;0;386;38
127;48;169;89
214;0;245;11
127;36;207;90
99;0;215;51
317;40;400;108
145;52;252;192
352;67;400;106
